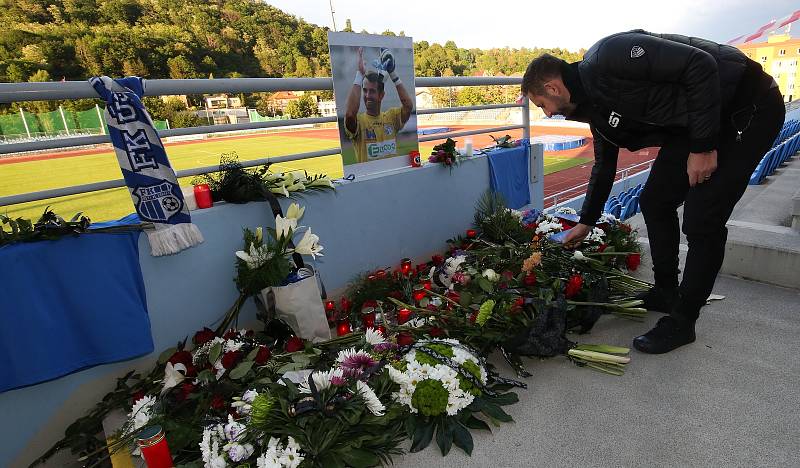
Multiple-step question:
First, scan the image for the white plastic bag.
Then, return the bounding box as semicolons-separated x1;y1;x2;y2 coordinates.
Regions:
259;267;331;342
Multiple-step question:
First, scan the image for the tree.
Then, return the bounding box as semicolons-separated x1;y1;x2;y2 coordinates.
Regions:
167;56;198;79
343;19;353;32
285;95;318;118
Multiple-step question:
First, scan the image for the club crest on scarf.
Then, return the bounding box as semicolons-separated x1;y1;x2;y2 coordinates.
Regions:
133;181;184;223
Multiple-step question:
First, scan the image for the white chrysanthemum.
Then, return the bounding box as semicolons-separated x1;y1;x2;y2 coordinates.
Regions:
256;437;304;468
128;395;156;430
555;206;578;215
481;269;499;282
598;212;618;225
365;328;386;345
356;380;386;416
200;424;227;468
536;220;563;235
585;227;606;243
387;365;409;385
445;255;467;276
225;339;244;352
507;208;524;219
298;368;342;394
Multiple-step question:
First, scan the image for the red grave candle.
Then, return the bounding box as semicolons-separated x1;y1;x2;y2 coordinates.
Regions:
361;309;376;329
193;184;213;209
466;229;477;238
336;319;351;336
400;258;412;275
397;307;412;325
136;426;174;468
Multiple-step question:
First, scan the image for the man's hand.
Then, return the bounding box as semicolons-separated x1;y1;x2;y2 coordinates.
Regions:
357;47;366;76
687;150;718;187
563;223;591;249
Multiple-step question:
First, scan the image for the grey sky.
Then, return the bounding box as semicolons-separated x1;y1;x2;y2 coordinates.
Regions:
264;0;798;50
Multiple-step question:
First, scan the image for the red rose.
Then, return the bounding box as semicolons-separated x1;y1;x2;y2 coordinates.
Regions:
210;394;226;410
285;336;305;353
502;270;515;281
620;224;632;233
223;329;239;340
254;346;271;365
524;272;537;286
598;243;608;253
363;299;378;308
245;330;255;337
559;219;574;230
565;274;584;299
626;253;641;271
193;327;216;346
429;327;445;337
183;363;197;378
131;390;146;404
168;350;193;367
469;312;478;323
432;254;445;266
176;382;196;402
396;332;415;346
221;350;243;369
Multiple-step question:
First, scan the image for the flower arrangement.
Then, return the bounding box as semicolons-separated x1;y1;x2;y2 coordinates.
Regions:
428;138;463;172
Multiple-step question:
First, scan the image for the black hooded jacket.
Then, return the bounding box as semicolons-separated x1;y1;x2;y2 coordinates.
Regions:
567;29;768;225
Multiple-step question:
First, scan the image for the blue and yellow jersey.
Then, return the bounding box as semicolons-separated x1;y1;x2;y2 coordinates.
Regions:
345;107;404;163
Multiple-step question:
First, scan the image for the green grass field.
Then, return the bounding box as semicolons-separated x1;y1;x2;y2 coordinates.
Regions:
1;134;589;222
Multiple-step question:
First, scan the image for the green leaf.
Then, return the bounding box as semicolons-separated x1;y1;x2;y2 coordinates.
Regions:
246;347;260;361
157;346;177;365
229;360;254;380
463;415;491;431
196;369;213;384
477;277;494;294
419;297;430;308
435;419;454;456
208;342;222;364
276;362;306;373
482;403;513;423
490;392;519;406
340;448;378;467
459;291;472;307
291;353;311;366
451;422;474;455
410;423;435;453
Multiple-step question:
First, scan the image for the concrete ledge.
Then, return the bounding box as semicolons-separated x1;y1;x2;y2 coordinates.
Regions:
792;186;800;231
722;220;800;289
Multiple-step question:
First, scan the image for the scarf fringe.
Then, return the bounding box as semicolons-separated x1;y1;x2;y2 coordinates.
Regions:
146;223;204;256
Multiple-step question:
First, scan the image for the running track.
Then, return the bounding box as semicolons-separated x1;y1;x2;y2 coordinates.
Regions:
0;125;656;205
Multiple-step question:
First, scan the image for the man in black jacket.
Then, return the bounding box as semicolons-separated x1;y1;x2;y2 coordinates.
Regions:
521;30;784;354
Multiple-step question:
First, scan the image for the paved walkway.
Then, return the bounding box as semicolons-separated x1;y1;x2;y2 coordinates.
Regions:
396;216;800;467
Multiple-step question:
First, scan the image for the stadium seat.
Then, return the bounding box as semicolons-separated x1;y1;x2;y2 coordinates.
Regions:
619;195;639;220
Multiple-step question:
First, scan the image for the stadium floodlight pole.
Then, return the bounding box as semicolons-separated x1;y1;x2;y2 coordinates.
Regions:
329;0;337;31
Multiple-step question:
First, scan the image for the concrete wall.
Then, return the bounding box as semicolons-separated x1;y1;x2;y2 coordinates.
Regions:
1;144;544;467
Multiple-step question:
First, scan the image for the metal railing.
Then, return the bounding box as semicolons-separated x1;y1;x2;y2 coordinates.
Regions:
0;76;527;208
543;159;654;209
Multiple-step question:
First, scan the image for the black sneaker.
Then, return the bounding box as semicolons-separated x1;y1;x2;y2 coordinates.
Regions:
632;316;696;354
635;286;679;313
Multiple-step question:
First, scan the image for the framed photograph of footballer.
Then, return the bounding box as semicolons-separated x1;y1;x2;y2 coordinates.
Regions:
328;31;418;167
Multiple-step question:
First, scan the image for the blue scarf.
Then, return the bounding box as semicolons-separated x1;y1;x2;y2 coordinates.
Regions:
90;76;203;256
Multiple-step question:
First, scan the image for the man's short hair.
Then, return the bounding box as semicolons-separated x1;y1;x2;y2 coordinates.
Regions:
521;54;566;96
364;71;385;93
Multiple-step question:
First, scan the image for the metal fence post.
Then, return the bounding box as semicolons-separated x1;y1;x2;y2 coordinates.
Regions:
95;104;105;134
58;105;70;135
19;108;31;138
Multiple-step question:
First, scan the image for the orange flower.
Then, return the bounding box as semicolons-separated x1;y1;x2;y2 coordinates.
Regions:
522;252;543;272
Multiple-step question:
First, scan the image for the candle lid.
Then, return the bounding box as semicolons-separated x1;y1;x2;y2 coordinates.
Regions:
136;425;165;447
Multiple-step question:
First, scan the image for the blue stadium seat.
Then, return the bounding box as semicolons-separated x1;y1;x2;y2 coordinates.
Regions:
609;203;622;218
620;195;639;220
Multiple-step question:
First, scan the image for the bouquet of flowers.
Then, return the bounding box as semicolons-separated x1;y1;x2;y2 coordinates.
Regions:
429;138;462;172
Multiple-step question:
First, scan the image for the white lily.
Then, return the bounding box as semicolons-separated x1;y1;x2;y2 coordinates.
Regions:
286;181;306;192
294;229;323;258
161;362;187;394
255;227;263;243
285;203;305;221
269;185;290;197
274;214;297;240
